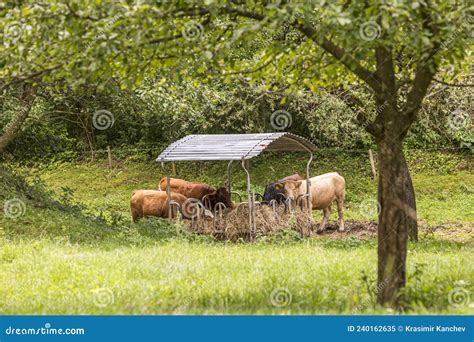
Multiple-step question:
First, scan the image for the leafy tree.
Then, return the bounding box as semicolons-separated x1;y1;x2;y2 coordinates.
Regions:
1;0;472;305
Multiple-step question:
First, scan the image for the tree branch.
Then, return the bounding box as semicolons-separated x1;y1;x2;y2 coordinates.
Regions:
0;85;37;154
0;65;62;93
65;2;101;21
222;59;274;76
293;21;381;92
375;46;396;103
337;88;378;136
402;2;440;119
433;77;474;87
221;6;382;94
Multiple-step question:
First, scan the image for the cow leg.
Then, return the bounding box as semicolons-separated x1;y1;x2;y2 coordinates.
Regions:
318;206;331;232
336;195;345;232
130;204;142;223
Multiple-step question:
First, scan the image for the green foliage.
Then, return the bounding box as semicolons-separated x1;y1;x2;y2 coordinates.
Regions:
405;150;471;174
3;77;472;162
1;1;472;160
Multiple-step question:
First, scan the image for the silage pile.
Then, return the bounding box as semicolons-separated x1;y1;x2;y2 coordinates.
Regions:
186;204;317;241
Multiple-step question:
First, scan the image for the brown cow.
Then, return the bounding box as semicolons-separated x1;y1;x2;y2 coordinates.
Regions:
275;172;346;232
159;177;233;209
130;190;213;222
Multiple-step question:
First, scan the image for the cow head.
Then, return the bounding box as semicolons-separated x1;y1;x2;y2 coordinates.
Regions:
206;187;233;209
275;180;304;201
263;183;283;203
263;184;272;202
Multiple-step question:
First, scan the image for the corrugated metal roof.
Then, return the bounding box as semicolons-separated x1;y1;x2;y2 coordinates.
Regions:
156;132;317;162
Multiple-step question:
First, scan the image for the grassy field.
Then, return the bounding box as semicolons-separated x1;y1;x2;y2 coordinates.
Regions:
0;150;472;314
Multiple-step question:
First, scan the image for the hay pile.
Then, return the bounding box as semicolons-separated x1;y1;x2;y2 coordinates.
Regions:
186;204;317;241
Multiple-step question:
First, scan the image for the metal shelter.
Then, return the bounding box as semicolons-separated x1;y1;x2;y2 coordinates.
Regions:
157;133;317;238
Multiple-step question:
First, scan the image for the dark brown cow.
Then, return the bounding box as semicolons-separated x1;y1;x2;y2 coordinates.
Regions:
130;190;213;222
203;187;233;210
159;177;213;199
159;177;232;209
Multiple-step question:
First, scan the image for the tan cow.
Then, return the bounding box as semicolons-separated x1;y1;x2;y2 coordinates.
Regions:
130;190;213;222
275;172;346;232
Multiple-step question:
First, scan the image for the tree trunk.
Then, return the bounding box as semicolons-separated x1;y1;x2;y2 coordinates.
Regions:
403;166;418;241
0;86;36;154
376;138;410;305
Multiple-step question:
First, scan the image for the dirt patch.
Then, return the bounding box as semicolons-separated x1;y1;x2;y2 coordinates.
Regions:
419;221;474;242
185;204;380;241
186;211;473;242
322;220;473;242
320;220;378;239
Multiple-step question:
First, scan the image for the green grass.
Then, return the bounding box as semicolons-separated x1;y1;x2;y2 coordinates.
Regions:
0;235;472;314
0;150;472;314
